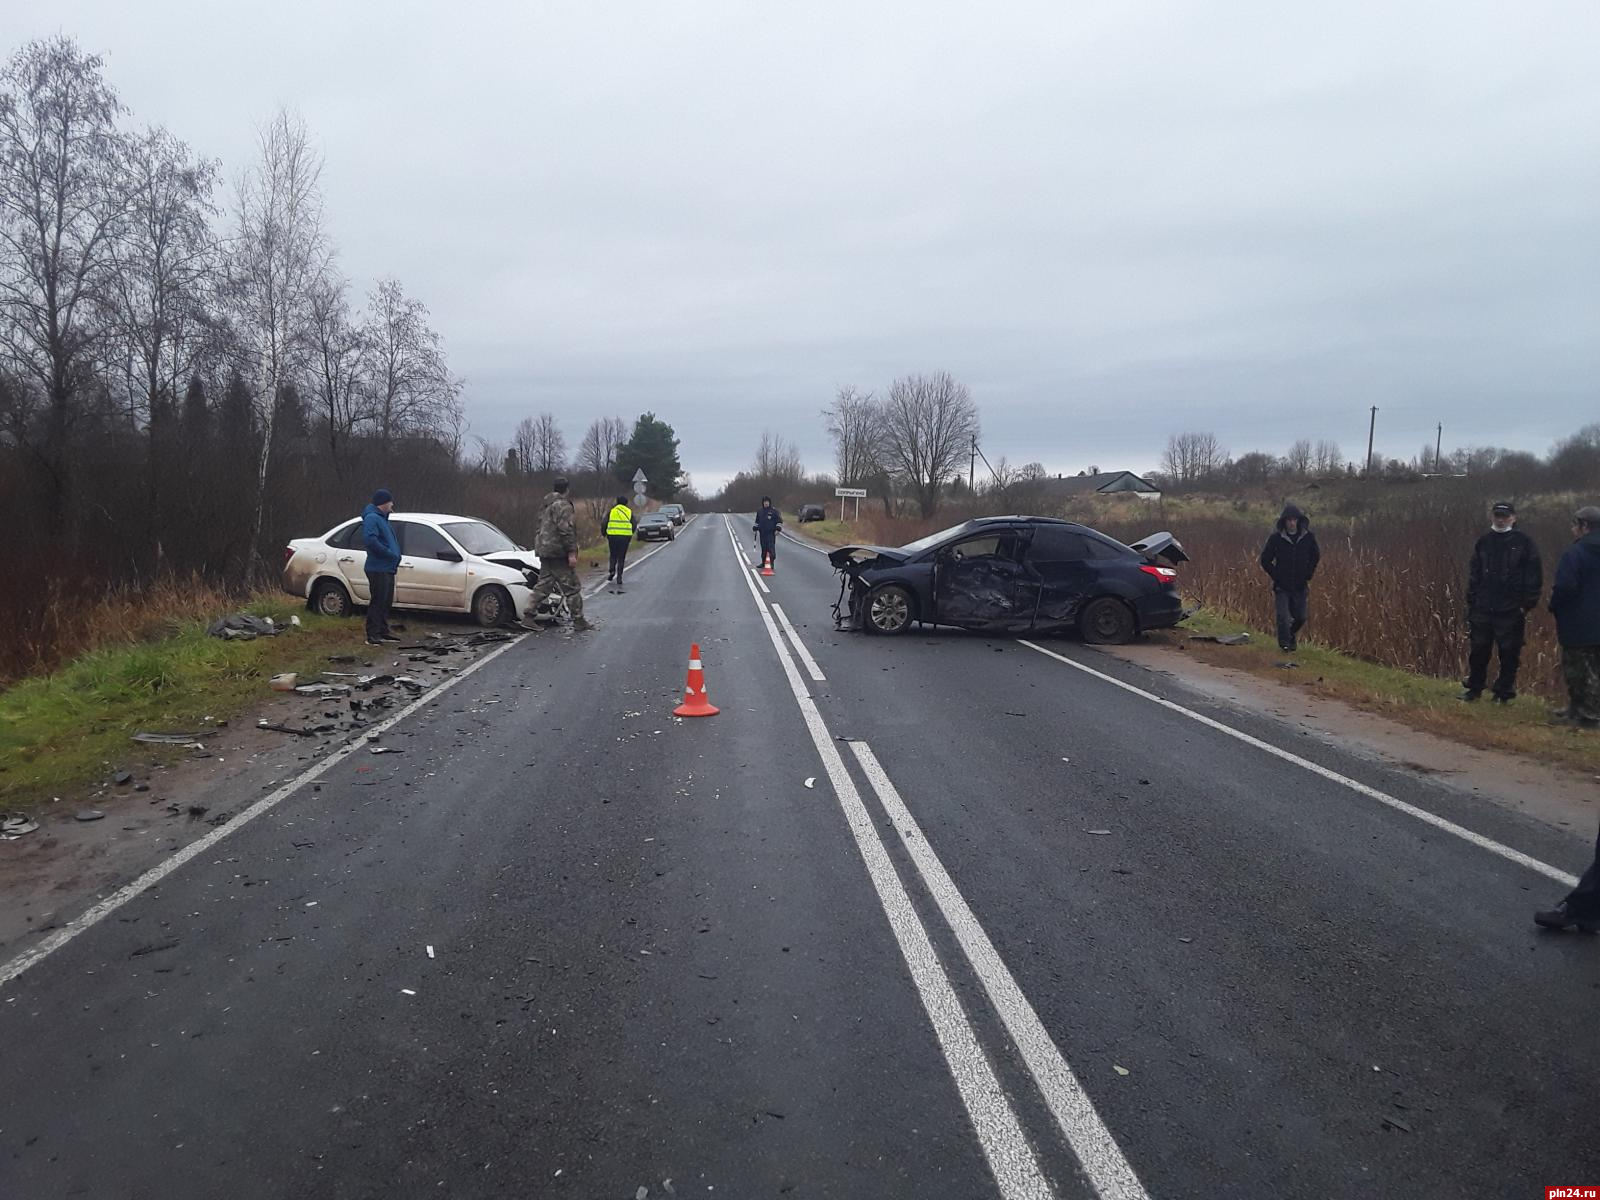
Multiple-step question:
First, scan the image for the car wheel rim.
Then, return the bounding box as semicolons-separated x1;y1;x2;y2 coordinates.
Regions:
481;592;502;622
871;591;908;632
1092;605;1125;639
319;589;343;616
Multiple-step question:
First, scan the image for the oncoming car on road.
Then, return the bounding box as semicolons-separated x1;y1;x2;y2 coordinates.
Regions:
636;512;676;542
828;516;1188;643
282;513;540;627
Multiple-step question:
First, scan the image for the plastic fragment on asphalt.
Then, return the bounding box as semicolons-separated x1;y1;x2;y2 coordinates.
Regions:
637;1189;648;1200
804;777;815;789
76;810;105;822
1178;937;1193;943
1086;829;1112;835
426;945;435;959
305;901;318;907
1382;1116;1412;1133
401;988;416;996
370;746;404;755
1114;1065;1130;1076
132;732;205;747
1;814;39;839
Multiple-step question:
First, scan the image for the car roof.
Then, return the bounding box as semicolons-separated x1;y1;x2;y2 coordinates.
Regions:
334;512;490;526
640;511;671;519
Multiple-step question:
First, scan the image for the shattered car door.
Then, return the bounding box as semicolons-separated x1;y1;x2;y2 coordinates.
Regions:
932;528;1037;629
1026;527;1100;627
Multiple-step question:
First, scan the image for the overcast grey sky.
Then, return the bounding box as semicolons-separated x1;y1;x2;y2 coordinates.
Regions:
10;1;1600;490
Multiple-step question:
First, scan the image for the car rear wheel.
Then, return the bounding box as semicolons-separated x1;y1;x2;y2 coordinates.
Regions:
472;584;513;627
1080;596;1136;645
310;578;352;618
865;584;914;636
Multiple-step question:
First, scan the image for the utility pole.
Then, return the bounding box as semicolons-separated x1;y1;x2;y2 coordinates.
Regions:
969;436;976;492
1365;406;1378;477
1435;422;1443;474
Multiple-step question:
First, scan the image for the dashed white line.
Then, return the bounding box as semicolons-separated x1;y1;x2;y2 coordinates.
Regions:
1016;638;1579;887
722;516;1053;1200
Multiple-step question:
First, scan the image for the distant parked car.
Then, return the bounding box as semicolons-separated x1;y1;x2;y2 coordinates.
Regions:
636;512;676;542
660;503;686;526
827;516;1187;642
282;513;539;627
797;504;826;522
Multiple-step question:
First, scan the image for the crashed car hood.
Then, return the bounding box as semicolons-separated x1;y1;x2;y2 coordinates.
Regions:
482;551;540;572
1127;531;1189;565
827;545;911;569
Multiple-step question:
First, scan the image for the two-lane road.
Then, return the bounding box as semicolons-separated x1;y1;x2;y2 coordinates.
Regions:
2;512;1595;1199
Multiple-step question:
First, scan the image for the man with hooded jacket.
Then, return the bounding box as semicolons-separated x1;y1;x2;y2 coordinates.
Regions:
753;497;782;570
1259;504;1321;653
1460;501;1542;703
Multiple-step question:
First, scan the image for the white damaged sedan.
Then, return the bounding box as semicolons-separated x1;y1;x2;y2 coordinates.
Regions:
282;512;540;627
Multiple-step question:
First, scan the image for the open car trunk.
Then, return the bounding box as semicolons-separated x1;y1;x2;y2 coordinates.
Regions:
1127;531;1189;565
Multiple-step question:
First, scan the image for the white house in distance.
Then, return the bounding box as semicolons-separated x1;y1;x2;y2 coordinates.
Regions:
1039;470;1163;502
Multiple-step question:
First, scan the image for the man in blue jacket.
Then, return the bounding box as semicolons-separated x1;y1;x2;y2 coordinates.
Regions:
361;489;402;646
753;497;782;570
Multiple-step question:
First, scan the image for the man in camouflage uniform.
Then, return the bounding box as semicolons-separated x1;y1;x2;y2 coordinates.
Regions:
525;477;596;631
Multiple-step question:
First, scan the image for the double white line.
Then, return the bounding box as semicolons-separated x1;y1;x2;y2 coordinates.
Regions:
719;517;1147;1200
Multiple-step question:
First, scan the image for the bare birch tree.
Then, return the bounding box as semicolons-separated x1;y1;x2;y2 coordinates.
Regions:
822;384;882;486
306;272;367;477
0;37;130;514
576;414;626;486
224;108;329;575
364;275;460;455
752;429;803;486
878;371;979;517
1160;431;1227;484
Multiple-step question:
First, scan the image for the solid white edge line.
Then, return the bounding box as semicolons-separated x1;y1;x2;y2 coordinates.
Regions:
850;742;1150;1200
770;603;827;682
779;528;829;555
1;634;527;989
1016;639;1579;888
721;517;771;593
723;515;1053;1200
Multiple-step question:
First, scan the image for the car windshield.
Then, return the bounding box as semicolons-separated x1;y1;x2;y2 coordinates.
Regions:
442;521;519;555
898;521;975;556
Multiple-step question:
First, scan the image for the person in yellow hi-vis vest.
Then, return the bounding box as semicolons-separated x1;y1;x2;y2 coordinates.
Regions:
604;495;637;592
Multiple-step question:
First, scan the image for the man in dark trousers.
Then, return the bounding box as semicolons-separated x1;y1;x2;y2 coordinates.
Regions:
753;497;782;570
1548;504;1600;728
361;488;402;646
604;494;636;592
1259;503;1321;653
526;477;595;632
1461;501;1542;703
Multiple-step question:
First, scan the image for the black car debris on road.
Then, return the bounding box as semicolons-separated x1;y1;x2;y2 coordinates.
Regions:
829;515;1188;642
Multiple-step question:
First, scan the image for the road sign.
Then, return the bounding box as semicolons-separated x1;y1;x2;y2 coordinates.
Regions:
632;468;648;484
834;487;867;498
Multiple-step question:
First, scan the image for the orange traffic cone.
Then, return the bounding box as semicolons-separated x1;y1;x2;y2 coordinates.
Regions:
673;643;720;718
760;551;775;578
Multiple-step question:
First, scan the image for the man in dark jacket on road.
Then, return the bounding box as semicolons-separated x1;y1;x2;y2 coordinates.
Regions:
526;477;595;631
1259;503;1321;653
1461;501;1542;703
361;489;402;646
1547;505;1600;728
753;497;782;570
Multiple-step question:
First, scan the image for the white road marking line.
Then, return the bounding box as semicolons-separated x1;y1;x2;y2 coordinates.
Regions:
779;528;829;554
851;742;1150;1200
1;636;527;990
771;603;826;682
1017;639;1579;888
582;521;680;597
721;517;771;593
724;519;1053;1200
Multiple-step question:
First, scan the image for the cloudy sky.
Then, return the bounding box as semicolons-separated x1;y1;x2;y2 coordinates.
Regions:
10;1;1600;490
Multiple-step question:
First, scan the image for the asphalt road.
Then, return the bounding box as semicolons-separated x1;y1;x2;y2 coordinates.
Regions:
2;512;1597;1200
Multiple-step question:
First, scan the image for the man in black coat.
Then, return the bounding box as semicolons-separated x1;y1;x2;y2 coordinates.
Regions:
1259;504;1321;653
1460;501;1542;703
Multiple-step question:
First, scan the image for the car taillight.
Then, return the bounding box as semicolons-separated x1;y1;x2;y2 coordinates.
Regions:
283;546;295;566
1140;565;1178;581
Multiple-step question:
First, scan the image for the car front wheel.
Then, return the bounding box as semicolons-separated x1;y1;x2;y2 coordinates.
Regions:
1080;596;1136;645
472;584;513;627
311;578;352;618
865;584;914;636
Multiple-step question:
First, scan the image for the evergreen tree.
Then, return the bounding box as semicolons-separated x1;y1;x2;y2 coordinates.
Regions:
615;412;684;500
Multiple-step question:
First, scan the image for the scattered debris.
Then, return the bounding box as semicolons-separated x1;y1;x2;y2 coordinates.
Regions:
1;814;39;840
1276;661;1301;670
426;945;435;959
1382;1115;1412;1133
207;613;284;641
113;771;134;786
1188;632;1251;646
269;673;298;692
258;721;334;737
394;676;427;693
400;988;416;996
1113;1064;1130;1076
370;746;404;755
130;939;180;958
327;654;358;664
75;810;106;822
1086;829;1112;836
187;804;209;818
131;732;206;747
803;777;815;789
294;683;351;697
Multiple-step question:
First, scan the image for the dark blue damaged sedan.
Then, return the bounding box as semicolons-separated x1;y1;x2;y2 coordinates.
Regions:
827;516;1188;643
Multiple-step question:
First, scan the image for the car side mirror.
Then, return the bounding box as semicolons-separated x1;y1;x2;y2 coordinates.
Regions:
436;550;463;562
